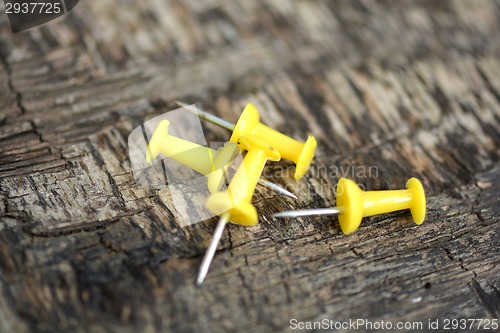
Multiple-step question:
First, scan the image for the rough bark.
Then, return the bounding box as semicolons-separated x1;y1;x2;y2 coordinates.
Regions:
0;1;499;332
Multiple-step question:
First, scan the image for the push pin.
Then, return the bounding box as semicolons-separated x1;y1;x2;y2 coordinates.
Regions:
176;102;317;180
147;120;238;192
274;178;426;234
196;136;281;285
206;136;281;226
146;119;296;198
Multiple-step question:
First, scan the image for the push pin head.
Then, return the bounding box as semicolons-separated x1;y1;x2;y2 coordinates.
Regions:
230;103;316;180
274;177;426;235
206;193;257;226
146;119;170;164
404;178;426;224
206;136;281;226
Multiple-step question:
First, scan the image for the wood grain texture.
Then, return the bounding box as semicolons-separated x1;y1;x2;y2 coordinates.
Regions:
0;0;499;332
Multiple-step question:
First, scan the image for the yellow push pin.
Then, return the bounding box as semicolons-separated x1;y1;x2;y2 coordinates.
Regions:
206;136;281;226
176;102;317;180
196;136;281;285
146;120;296;198
274;177;426;235
229;103;317;180
146;119;238;193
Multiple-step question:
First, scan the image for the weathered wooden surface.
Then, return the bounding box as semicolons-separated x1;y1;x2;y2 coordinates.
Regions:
0;0;499;332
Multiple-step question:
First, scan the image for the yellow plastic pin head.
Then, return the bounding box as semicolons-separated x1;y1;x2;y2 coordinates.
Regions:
205;193;258;227
335;178;364;235
146;120;170;164
230;103;316;180
146;120;239;193
205;136;281;226
336;177;426;234
405;177;426;225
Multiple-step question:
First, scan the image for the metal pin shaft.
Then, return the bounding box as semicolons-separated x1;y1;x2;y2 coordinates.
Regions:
176;101;235;131
273;207;342;218
196;212;230;286
258;178;297;200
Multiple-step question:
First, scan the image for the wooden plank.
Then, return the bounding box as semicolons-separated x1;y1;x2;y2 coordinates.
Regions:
0;0;499;332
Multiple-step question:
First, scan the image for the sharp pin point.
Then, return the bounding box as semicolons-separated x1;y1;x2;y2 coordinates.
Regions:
175;101;235;131
258;178;298;200
196;212;230;286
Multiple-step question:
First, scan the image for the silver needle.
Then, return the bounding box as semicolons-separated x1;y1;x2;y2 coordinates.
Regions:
273;207;342;218
176;101;235;131
196;212;230;286
197;207;340;285
258;178;297;200
226;165;297;200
